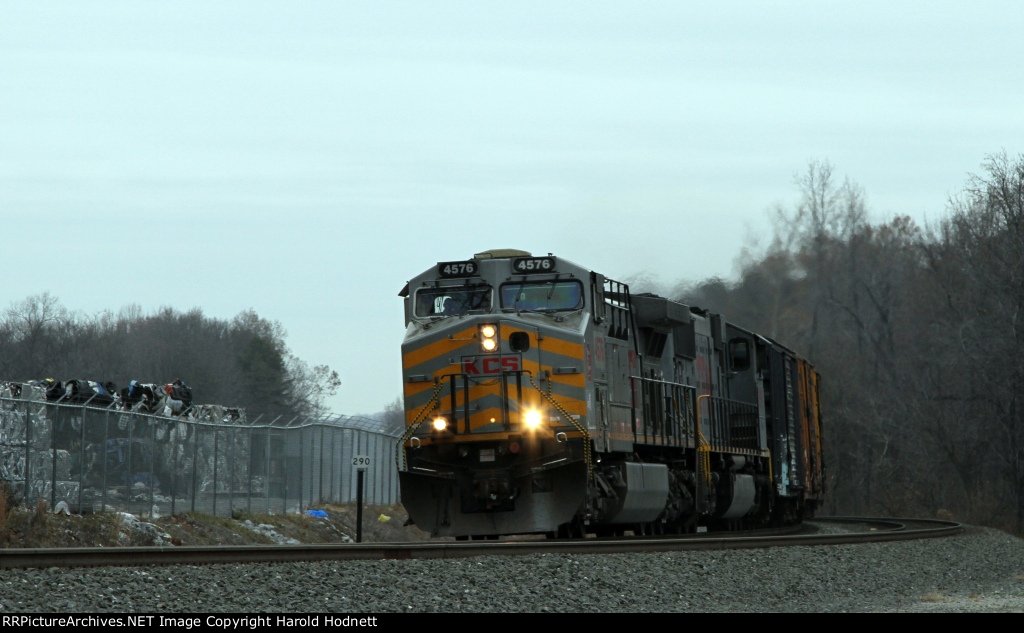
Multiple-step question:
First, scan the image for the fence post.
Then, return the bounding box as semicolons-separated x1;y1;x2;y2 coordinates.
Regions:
212;427;219;517
149;420;156;519
330;428;337;504
383;434;390;505
101;410;108;514
228;425;235;517
264;426;271;514
126;415;134;513
190;424;199;514
305;424;313;508
171;420;179;517
299;424;305;508
318;425;325;505
78;407;86;514
298;427;305;513
247;426;253;516
282;427;289;515
51;408;59;510
23;402;32;508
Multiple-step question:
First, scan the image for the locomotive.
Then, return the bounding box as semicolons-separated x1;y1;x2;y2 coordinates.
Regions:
398;249;824;537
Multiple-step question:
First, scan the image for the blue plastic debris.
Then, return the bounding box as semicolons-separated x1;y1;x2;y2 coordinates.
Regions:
305;509;328;519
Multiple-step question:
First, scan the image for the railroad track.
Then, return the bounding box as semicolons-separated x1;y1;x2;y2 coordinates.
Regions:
0;516;961;569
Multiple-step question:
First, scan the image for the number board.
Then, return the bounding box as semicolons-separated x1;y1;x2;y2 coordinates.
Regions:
512;256;556;274
437;260;478;278
352;455;372;470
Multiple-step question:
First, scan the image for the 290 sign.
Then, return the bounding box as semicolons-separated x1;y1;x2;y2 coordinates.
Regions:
512;257;555;274
437;261;478;278
352;455;372;469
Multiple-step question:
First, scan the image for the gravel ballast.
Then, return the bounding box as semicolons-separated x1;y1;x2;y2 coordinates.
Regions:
2;526;1022;613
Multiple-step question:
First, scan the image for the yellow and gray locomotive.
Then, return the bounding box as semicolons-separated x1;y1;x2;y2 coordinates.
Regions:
398;249;824;537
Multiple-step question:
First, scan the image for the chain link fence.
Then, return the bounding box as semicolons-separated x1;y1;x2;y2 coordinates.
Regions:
0;384;400;519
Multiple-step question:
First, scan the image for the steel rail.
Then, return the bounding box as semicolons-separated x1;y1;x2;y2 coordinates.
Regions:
0;517;962;570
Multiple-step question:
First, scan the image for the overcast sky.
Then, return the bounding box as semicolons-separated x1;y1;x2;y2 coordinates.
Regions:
3;2;1022;415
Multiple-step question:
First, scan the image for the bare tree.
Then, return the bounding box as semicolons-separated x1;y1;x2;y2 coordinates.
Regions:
381;397;406;436
923;152;1024;530
1;292;71;375
0;297;343;422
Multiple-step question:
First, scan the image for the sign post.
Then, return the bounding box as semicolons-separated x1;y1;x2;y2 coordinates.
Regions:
352;455;371;543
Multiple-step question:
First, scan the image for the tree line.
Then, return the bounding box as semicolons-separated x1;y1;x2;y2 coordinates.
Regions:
6;154;1020;533
0;300;341;421
668;152;1024;533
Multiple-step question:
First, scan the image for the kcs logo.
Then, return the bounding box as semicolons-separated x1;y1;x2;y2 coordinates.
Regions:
462;355;521;375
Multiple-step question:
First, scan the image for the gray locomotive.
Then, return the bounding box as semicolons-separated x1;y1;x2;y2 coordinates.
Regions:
398;249;824;537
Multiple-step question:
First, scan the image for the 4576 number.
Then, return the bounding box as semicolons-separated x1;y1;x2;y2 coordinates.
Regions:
438;261;478;278
513;257;555;273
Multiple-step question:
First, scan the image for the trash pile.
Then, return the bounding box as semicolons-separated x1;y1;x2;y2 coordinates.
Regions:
1;378;253;514
4;378;242;421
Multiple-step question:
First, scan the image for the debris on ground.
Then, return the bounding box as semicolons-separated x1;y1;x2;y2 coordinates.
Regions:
0;503;431;548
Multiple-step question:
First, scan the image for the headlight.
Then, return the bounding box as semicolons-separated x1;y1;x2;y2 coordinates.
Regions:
479;323;498;352
432;416;448;432
523;408;543;431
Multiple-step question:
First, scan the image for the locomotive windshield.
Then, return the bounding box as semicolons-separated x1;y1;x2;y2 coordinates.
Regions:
414;285;492;317
500;280;583;312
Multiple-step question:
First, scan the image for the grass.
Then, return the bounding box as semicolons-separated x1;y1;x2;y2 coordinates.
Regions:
31;498;48;528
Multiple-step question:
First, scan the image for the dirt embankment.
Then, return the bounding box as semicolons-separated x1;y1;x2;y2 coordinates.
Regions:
0;498;433;548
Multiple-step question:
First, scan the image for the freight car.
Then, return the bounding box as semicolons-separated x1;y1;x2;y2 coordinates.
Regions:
397;250;824;537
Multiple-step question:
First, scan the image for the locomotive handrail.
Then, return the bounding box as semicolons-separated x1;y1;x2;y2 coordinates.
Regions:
630;375;697;447
395;381;446;472
525;371;593;482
